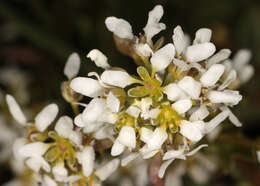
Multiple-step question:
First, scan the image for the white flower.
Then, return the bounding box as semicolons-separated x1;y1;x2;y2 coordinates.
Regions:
42;175;57;186
163;83;187;101
143;5;166;41
126;105;141;118
111;126;136;156
179;120;205;142
95;159;120;181
150;43;175;72
207;49;231;67
257;151;260;163
52;162;68;182
106;92;120;113
146;127;168;151
35;103;59;132
64;52;80;79
205;110;229;133
135;43;153;57
101;70;137;88
87;49;110;69
232;49;254;84
172;99;192;114
70;77;104;97
218;69;237;90
77;146;95;177
172;26;186;56
18;142;51;172
193;28;212;44
105;17;134;40
140;127;153;143
121;152;139;167
178;76;201;99
200;64;225;87
207;90;242;105
6;95;27;125
159;144;208;178
185;42;216;63
55;116;82;146
189;105;209;122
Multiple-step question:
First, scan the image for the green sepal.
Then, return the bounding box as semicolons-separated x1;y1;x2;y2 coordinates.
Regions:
128;86;149;97
137;66;151;81
45;146;59;163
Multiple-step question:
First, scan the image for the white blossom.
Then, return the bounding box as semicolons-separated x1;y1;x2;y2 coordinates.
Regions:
172;26;186;55
70;77;104;97
200;64;225;87
150;43;175;72
35;103;59;132
143;5;166;41
105;17;134;40
185;42;216;63
87;49;110;69
64;52;80;79
178;76;201;99
77;146;95;177
193;28;212;44
95;159;120;181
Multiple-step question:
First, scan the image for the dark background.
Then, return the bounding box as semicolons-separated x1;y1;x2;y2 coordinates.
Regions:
0;0;260;185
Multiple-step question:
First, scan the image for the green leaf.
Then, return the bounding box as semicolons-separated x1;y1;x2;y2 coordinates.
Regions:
128;86;149;97
137;66;151;81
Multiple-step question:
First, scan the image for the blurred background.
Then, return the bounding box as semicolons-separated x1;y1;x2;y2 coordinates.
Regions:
0;0;260;185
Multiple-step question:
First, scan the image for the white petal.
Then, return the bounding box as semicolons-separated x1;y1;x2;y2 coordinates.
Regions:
82;98;106;123
239;64;254;84
35;104;58;132
70;77;104;98
180;120;204;142
106;92;120;113
205;110;229;133
218;69;237;90
163;149;185;160
139;145;159;159
172;26;186;55
142;108;160;120
135;43;153;57
64;52;80;79
52;162;68;182
207;90;242;105
13;138;26;162
189;105;209;122
151;43;175;72
78;146;95;177
147;128;168;150
117;126;136;148
55;116;73;138
172;99;192;114
172;58;190;71
95;159;120;181
207;49;231;67
220;106;242;127
101;70;136;88
178;76;201;99
19;142;49;158
74;114;85;127
87;49;110;69
121;152;139;166
163;83;187;101
26;156;50;173
233;49;251;70
111;140;126;156
6;95;27;125
105;17;134;39
69;131;82;146
94;125;114;140
143;5;166;41
83;122;103;134
185;42;216;63
140;127;154;143
193;28;212;44
158;159;174;178
186;144;208;156
126;105;141;118
257;151;260;163
200;64;225;87
43;175;57;186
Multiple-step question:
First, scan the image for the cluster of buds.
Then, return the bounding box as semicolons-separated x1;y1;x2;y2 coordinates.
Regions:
6;4;253;186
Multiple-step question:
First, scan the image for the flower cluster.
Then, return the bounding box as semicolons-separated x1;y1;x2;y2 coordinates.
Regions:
5;4;253;186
